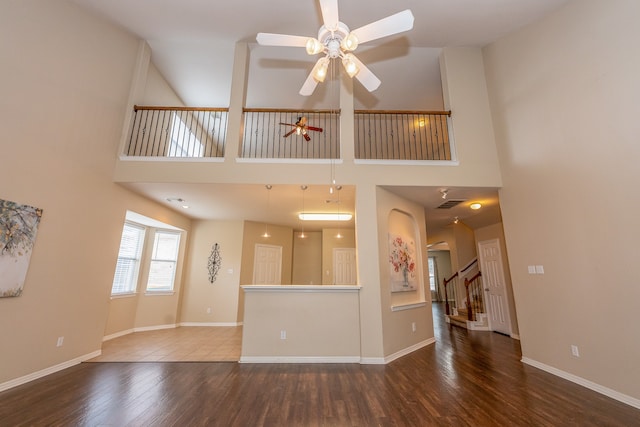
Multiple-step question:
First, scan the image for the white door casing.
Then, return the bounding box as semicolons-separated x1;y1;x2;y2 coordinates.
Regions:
478;239;512;335
333;248;356;285
253;244;282;285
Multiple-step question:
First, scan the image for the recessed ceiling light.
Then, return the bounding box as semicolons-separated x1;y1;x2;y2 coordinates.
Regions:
470;203;482;210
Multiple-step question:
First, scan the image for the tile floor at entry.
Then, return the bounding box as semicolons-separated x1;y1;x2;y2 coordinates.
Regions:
88;326;242;362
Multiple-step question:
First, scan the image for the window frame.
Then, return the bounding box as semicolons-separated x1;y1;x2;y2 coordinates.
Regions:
428;256;437;292
145;229;182;294
111;221;146;296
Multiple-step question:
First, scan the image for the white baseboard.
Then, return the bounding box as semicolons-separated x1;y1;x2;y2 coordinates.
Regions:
0;350;101;393
360;338;437;365
133;324;177;333
359;357;386;364
511;333;520;340
103;329;135;342
239;356;361;364
384;337;436;364
179;322;241;327
521;357;640;410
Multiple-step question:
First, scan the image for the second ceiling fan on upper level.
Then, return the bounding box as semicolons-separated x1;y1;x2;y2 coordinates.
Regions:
256;0;414;96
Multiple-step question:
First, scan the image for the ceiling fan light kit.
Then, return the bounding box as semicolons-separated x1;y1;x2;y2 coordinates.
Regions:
279;116;323;141
257;0;414;96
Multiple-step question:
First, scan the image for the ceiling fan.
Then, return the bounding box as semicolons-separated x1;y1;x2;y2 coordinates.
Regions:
280;116;323;141
256;0;414;96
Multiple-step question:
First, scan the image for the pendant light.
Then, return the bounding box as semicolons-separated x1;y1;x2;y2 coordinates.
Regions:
299;185;308;239
336;185;343;239
262;184;272;238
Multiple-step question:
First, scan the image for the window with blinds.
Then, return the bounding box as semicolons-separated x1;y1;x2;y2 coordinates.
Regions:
111;222;146;295
146;231;181;292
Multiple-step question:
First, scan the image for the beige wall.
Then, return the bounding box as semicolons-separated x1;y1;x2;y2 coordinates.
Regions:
484;0;640;400
292;231;322;285
376;187;434;357
321;228;356;285
240;287;361;360
104;220;191;337
143;62;186;106
240;221;293;285
0;0;193;386
453;222;478;269
179;220;244;325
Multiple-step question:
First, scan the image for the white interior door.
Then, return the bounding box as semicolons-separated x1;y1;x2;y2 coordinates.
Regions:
478;239;512;335
253;244;282;285
333;248;356;285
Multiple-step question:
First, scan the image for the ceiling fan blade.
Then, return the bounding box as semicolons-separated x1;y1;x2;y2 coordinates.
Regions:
350;54;381;92
283;129;297;138
319;0;339;31
303;133;311;142
306;126;323;132
256;33;309;47
351;9;414;45
279;122;296;127
299;59;324;96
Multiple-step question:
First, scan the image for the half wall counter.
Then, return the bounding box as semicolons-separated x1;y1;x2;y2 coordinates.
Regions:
240;285;362;363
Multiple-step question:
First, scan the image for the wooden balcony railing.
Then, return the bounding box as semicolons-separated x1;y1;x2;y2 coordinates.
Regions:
241;109;340;160
123;107;453;162
125;106;228;158
354;110;452;161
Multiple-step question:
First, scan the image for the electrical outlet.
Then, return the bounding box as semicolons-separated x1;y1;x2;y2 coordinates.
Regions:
280;330;287;340
56;336;64;347
535;265;545;274
411;322;416;332
206;307;212;314
528;265;536;274
571;345;580;357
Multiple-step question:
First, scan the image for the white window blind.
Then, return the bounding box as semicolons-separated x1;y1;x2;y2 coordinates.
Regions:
146;231;181;292
428;257;437;291
111;222;146;295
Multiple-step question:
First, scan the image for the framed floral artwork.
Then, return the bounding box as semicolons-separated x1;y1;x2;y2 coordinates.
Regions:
0;198;43;297
388;234;417;292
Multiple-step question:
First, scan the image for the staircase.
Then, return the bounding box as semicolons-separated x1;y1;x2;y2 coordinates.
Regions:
446;307;489;331
443;270;490;331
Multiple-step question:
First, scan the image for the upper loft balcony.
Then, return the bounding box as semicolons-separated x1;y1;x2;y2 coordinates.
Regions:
113;45;502;189
121;106;453;163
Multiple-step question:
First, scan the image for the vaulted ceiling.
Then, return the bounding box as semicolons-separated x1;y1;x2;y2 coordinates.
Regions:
71;0;569;235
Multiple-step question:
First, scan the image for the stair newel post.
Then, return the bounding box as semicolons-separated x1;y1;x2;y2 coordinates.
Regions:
443;278;450;315
464;277;473;321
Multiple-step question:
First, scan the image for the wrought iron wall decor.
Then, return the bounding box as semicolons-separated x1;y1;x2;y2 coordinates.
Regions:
208;243;222;283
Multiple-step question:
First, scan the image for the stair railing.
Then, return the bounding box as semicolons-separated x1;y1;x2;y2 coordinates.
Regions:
464;271;484;321
442;272;459;315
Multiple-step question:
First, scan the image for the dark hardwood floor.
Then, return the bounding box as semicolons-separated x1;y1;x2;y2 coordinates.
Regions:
1;303;638;426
